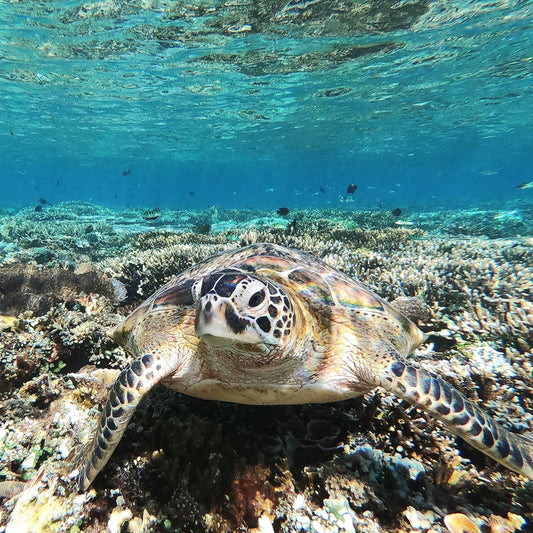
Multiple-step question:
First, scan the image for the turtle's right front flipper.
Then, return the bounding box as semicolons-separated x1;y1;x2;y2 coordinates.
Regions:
76;352;170;491
379;361;533;480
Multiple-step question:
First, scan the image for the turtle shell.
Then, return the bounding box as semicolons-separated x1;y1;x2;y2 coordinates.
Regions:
111;243;424;364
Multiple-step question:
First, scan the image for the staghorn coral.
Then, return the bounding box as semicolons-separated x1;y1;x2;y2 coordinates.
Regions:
129;230;230;252
102;240;238;299
351;238;533;345
239;223;422;250
411;207;533;239
0;203;127;263
101;224;421;302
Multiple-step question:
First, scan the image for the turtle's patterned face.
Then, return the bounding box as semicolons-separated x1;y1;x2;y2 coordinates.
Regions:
193;270;295;347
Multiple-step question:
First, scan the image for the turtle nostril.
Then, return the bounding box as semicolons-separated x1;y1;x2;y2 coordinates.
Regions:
204;301;212;312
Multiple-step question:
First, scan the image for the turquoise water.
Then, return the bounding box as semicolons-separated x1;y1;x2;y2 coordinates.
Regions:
1;1;532;211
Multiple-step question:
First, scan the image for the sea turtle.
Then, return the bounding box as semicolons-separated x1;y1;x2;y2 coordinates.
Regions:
76;243;533;490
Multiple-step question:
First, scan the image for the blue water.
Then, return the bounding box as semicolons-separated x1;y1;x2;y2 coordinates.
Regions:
1;1;532;212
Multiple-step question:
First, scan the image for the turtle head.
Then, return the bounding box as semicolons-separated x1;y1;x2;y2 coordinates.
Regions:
193;270;295;348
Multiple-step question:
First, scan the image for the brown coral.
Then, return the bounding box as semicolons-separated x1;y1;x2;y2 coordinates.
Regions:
0;263;114;316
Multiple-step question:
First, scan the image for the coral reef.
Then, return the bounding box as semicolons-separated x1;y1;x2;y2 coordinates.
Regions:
0;202;127;263
411;206;533;239
352;238;532;346
0;263;114;316
0;203;532;532
103;240;237;301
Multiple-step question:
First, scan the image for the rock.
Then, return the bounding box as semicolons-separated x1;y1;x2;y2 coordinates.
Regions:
107;507;133;533
443;513;481;533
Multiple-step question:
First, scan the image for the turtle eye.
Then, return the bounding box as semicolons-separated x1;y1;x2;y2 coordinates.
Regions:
248;289;265;308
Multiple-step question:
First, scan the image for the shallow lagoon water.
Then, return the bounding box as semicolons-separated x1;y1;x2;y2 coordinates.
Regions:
0;1;532;532
0;0;532;209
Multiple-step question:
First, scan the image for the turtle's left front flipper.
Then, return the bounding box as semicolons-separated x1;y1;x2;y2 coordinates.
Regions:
379;361;533;480
75;351;172;491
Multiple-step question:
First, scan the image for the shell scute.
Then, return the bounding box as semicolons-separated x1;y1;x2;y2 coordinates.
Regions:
152;277;196;308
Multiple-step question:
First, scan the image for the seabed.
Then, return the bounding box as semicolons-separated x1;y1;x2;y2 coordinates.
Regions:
0;202;531;533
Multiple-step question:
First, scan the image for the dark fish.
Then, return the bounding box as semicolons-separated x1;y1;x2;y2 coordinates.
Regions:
193;223;211;235
189;191;195;196
56;181;59;186
10;130;14;136
319;187;326;193
34;205;43;212
516;181;533;190
346;184;357;194
85;224;94;234
391;208;402;217
142;207;161;221
277;207;290;216
38;198;48;204
122;169;131;176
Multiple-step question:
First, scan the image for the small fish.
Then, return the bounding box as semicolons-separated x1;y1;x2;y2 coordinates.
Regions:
85;224;94;234
142;207;161;221
391;208;402;217
493;209;521;221
189;191;195;196
319;187;326;194
10;130;14;136
516;181;533;190
346;184;357;194
395;220;414;226
122;169;131;176
34;205;43;212
38;198;48;204
277;207;290;216
193;223;211;235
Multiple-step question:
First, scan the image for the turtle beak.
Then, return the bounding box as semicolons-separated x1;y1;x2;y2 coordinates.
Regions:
195;294;254;346
195;297;233;344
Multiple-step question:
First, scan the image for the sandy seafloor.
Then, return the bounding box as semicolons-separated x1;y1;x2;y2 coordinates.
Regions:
0;201;531;533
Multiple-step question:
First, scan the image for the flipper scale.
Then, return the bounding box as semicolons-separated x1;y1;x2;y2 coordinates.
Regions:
76;351;170;491
381;361;533;480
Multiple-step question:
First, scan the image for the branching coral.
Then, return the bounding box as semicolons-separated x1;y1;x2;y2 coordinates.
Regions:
102;241;237;299
351;238;532;345
0;203;128;262
1;204;532;533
